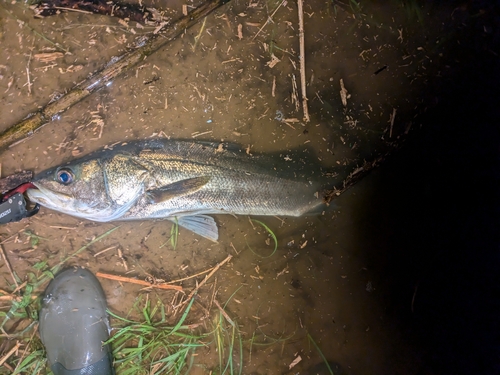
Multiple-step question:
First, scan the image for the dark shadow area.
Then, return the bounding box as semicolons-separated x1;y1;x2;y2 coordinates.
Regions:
353;2;500;374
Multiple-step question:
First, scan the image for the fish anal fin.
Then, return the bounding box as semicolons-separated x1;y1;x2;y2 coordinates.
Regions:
171;215;219;242
147;176;210;203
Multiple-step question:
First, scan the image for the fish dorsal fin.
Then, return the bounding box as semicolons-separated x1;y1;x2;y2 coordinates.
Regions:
146;176;211;203
103;154;149;205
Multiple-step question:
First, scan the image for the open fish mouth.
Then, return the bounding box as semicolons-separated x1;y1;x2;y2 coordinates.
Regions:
27;183;73;208
27;183;104;220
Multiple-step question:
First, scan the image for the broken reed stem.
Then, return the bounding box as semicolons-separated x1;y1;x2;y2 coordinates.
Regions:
297;0;310;122
0;0;231;152
96;272;183;291
176;254;232;309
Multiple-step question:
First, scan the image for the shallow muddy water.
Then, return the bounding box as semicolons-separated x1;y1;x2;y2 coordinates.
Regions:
1;0;499;374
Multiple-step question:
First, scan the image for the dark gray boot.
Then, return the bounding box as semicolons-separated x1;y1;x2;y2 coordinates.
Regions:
39;267;114;375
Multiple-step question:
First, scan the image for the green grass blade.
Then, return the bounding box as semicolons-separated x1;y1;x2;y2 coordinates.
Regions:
307;333;334;375
170;217;179;250
247;219;278;258
170;297;195;335
57;226;120;267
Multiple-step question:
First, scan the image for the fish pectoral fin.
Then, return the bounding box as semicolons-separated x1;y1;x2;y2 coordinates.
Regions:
146;176;211;203
172;215;219;242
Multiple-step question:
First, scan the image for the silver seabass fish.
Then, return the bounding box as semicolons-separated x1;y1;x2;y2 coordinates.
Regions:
27;139;325;241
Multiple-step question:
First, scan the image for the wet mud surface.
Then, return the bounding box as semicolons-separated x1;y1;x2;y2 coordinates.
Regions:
1;0;499;374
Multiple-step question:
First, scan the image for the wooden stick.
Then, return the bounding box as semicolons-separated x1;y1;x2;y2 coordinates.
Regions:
166;265;214;284
251;0;286;41
0;295;19;301
0;341;21;367
96;272;183;291
297;0;310;122
175;254;232;309
93;245;117;257
1;361;14;373
0;0;230;152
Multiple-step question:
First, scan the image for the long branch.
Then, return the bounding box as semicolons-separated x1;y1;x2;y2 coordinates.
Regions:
0;0;230;152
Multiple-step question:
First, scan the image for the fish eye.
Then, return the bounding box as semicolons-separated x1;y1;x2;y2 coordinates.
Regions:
56;168;74;185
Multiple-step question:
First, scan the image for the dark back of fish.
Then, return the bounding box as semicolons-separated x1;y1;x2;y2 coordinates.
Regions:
104;139;325;219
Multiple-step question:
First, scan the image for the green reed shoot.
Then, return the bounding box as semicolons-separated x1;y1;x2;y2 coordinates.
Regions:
106;297;204;375
246;219;278;258
170;218;179;250
307;333;335;375
23;230;48;248
212;307;242;375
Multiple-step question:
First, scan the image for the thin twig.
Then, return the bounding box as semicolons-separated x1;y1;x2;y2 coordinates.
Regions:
12;325;38;373
26;41;35;96
48;225;77;230
252;0;286;41
11;281;28;295
0;245;18;288
214;299;235;326
340;78;348;106
229;242;240;255
175;255;233;309
166;265;215;284
297;0;310;122
389;108;397;138
93;245;117;257
96;272;183;291
0;341;21;367
1;361;13;372
0;295;19;301
52;6;93;14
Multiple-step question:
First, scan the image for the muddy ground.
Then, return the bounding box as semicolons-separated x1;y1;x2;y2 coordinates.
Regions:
1;0;499;374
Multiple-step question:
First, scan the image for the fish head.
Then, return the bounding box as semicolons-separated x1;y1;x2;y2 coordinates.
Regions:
27;158;117;221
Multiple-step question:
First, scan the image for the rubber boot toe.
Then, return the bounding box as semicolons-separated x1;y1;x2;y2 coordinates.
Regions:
39;267;114;375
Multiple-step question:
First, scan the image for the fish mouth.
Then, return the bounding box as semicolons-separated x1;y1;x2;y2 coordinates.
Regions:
27;183;73;208
26;182;119;222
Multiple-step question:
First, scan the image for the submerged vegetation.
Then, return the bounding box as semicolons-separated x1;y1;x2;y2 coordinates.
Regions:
246;219;278;258
107;297;203;375
0;222;337;374
0;227;256;374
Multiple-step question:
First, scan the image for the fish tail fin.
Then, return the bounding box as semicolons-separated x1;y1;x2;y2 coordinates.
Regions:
302;199;339;216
